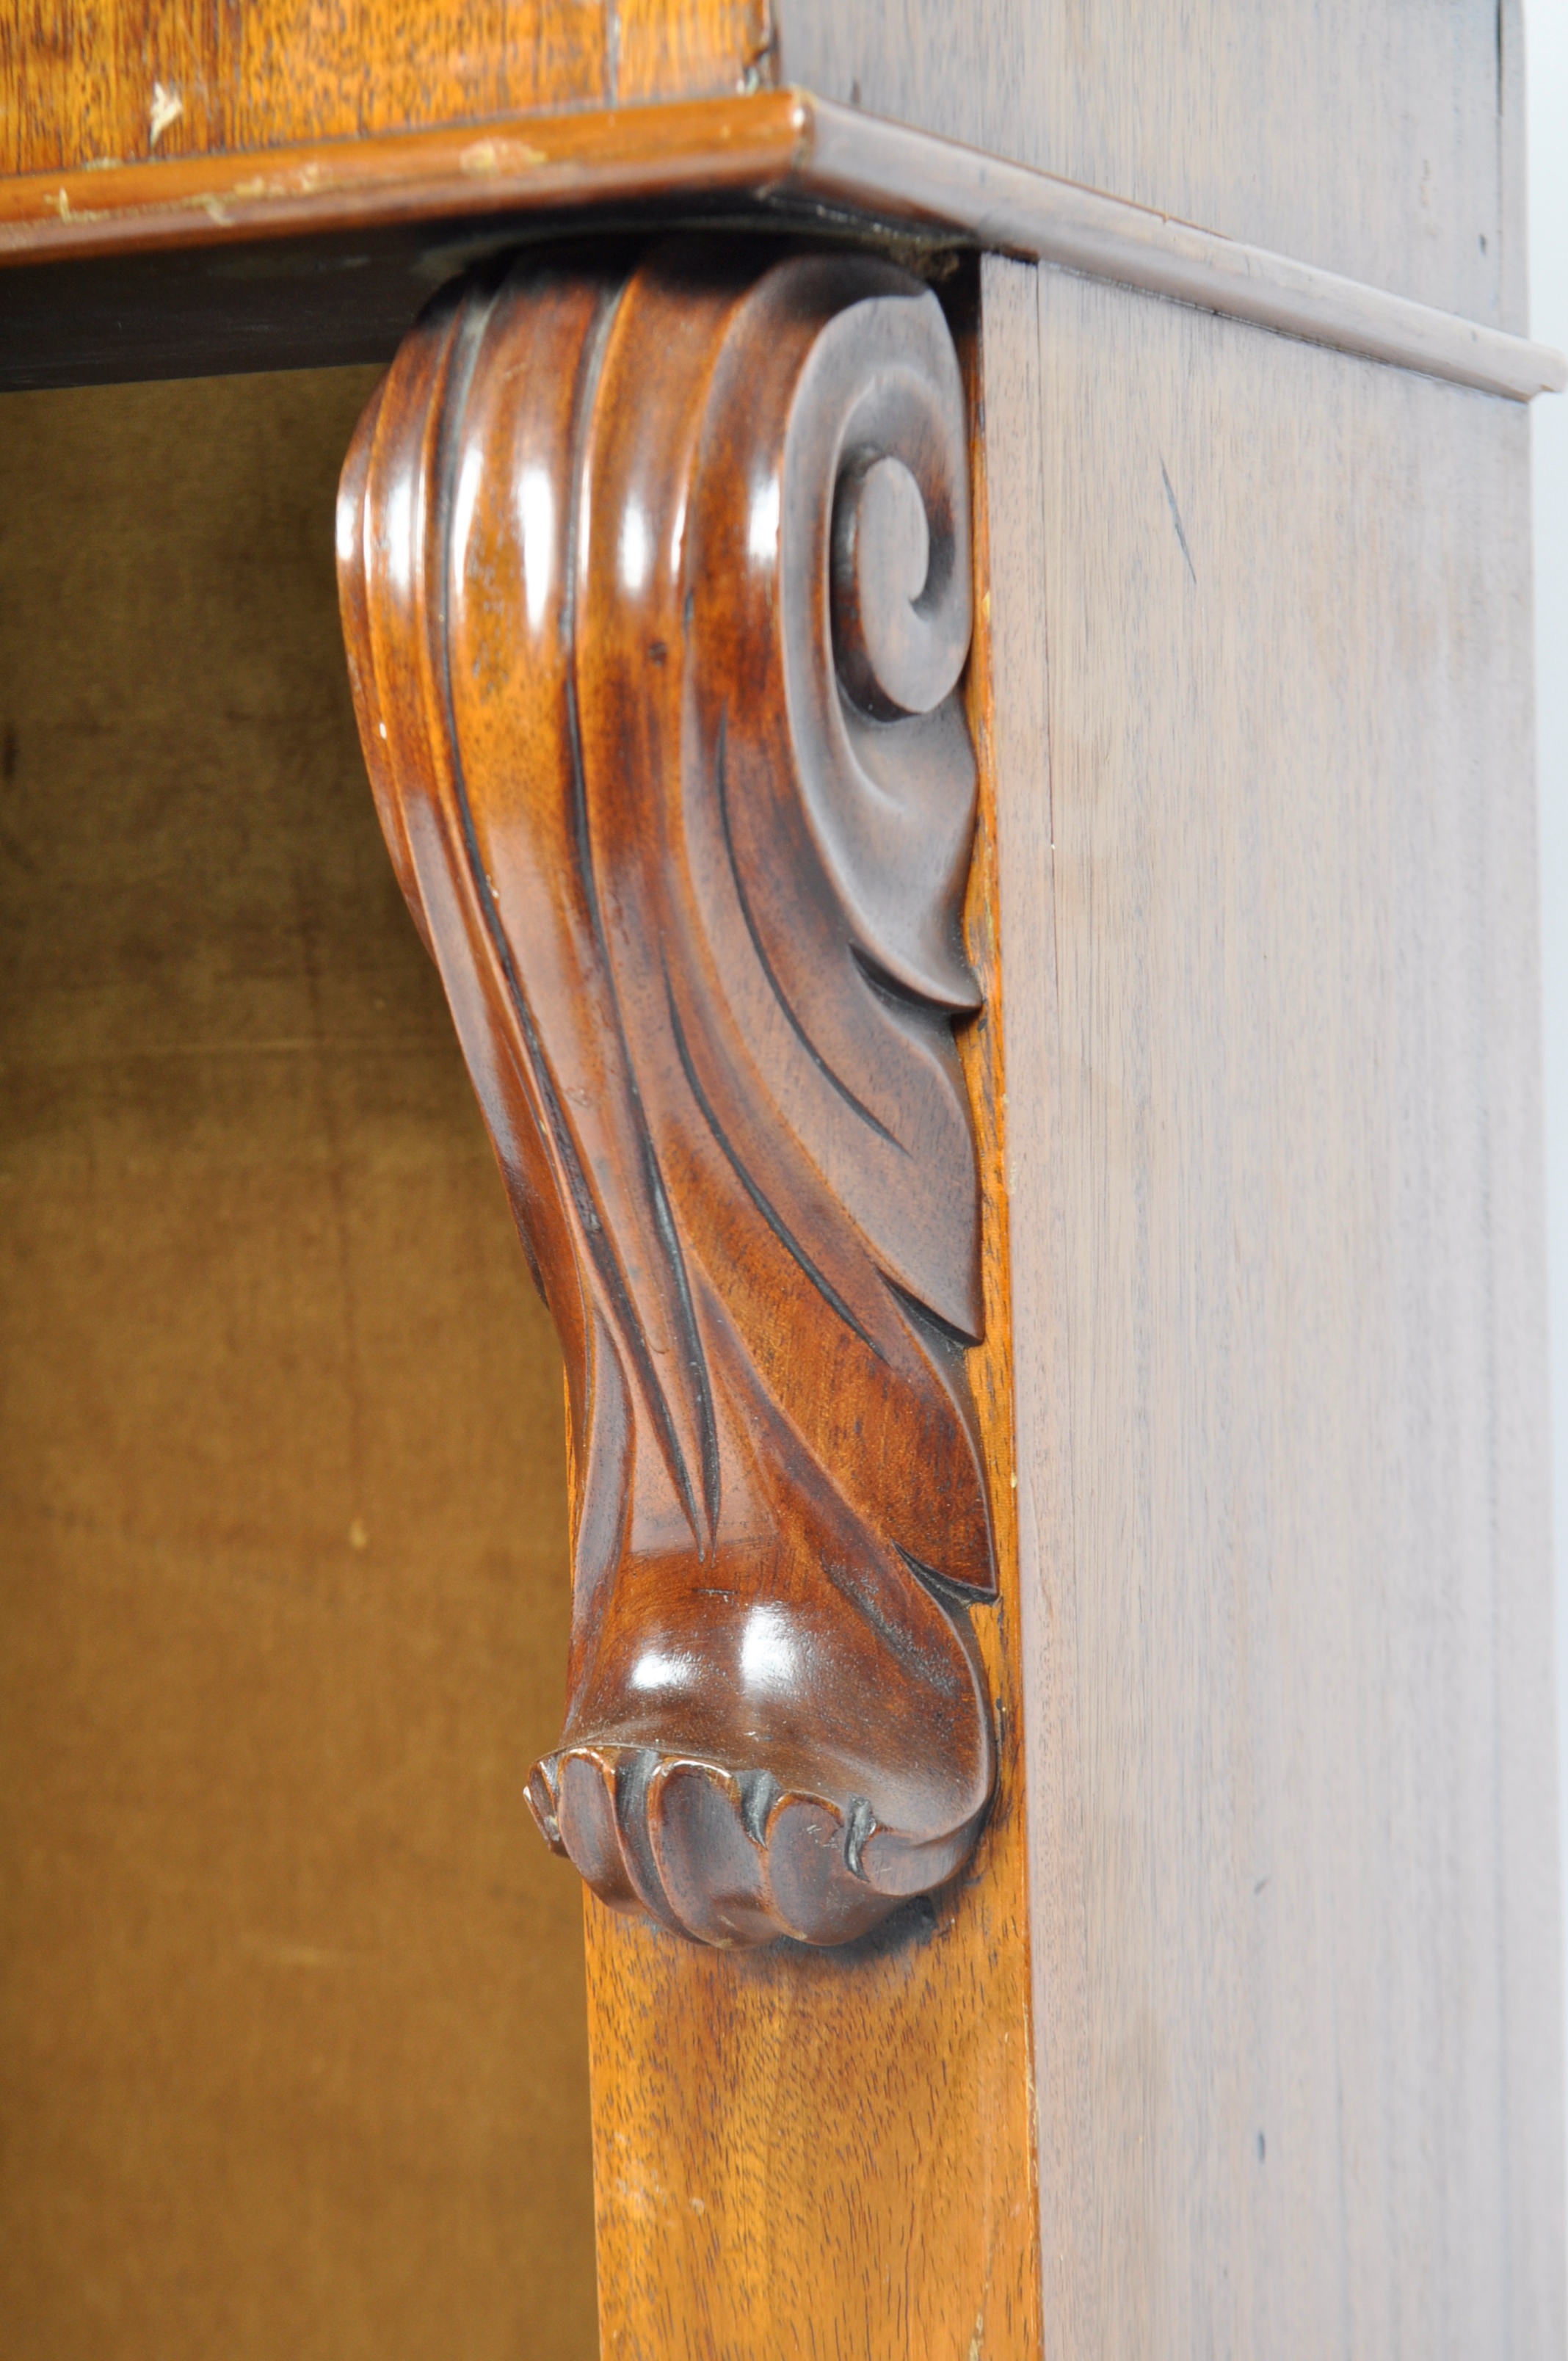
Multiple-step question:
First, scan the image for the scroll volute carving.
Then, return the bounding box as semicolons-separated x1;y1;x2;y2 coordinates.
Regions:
337;241;998;1948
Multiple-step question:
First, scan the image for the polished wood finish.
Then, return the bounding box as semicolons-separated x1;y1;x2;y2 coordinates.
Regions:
983;250;1563;2356
0;93;804;259
0;366;597;2361
0;0;769;175
337;242;1000;1949
2;93;1561;402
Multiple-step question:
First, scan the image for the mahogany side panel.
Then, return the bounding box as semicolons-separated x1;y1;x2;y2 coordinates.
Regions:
336;242;1003;1952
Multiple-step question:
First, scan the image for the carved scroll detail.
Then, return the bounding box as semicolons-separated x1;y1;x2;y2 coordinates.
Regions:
337;242;996;1948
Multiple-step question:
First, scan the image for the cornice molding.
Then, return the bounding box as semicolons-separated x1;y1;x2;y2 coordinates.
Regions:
1;90;1561;402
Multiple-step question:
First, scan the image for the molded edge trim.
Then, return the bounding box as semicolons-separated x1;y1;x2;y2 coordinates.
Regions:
0;89;1561;401
806;102;1567;403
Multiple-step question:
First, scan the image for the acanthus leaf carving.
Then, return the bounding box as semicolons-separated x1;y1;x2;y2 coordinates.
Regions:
337;239;998;1948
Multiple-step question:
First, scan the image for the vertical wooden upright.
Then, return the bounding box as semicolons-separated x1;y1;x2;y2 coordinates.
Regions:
982;258;1560;2358
576;295;1045;2354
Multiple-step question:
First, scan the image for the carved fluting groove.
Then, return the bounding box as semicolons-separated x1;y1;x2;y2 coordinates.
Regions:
338;242;996;1947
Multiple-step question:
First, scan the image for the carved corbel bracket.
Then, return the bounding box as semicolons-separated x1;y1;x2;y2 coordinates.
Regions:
337;240;997;1948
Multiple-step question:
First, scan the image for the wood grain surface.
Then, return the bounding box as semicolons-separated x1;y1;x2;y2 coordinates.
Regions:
578;273;1042;2357
0;368;597;2361
980;250;1564;2358
0;0;771;173
777;0;1529;329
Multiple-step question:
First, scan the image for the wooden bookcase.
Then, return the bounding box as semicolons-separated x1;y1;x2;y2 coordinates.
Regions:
1;8;1563;2357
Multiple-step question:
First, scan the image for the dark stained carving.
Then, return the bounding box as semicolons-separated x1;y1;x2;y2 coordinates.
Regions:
336;241;997;1947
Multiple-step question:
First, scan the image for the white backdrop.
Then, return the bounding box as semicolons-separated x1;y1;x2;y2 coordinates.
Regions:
1529;0;1568;2102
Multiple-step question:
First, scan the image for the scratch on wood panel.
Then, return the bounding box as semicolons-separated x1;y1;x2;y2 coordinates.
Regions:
148;84;184;145
1496;0;1505;114
459;137;548;176
46;189;105;224
1159;458;1197;584
739;1;779;94
611;2174;670;2222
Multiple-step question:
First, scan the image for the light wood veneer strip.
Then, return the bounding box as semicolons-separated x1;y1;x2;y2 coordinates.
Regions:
807;102;1567;402
1;89;1561;400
